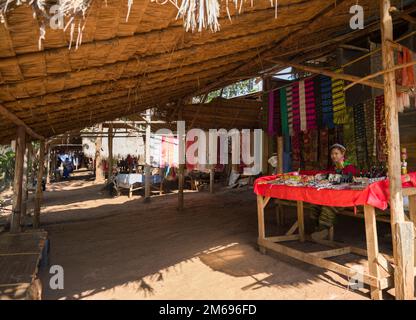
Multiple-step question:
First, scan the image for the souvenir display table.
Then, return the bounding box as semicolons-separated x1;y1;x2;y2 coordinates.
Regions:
254;172;416;300
115;173;162;198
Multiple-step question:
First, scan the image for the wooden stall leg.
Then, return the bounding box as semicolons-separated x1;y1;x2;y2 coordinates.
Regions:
297;201;305;242
329;226;335;241
364;205;382;300
129;186;132;198
408;195;416;267
257;195;266;241
394;221;415;300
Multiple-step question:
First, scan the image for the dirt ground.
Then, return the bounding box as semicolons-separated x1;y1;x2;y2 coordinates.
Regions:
1;171;402;299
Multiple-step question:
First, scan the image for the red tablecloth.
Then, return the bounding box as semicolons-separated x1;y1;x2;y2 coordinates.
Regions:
254;172;416;210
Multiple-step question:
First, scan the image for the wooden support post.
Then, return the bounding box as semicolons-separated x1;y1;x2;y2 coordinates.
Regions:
144;110;151;201
107;124;113;183
364;205;383;300
21;143;30;217
45;145;51;184
297;201;305;242
209;166;215;194
178;106;185;211
33;141;45;229
277;136;284;174
408;195;416;267
257;195;266;240
95;123;104;182
380;0;412;300
159;167;164;195
11;126;26;233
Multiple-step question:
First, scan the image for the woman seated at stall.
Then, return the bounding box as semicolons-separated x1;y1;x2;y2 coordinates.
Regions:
309;143;359;240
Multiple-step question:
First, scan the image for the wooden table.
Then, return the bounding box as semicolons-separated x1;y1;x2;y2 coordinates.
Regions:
256;187;416;300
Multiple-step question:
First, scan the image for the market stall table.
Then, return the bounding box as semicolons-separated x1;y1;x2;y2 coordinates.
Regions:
254;173;416;300
115;173;162;198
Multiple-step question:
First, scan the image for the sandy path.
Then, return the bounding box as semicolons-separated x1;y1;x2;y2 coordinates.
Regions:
33;175;381;300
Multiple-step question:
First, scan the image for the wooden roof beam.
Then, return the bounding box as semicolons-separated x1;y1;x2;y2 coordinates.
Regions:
0;104;44;141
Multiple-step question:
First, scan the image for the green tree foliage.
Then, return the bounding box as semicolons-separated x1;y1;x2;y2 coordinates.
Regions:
0;150;15;188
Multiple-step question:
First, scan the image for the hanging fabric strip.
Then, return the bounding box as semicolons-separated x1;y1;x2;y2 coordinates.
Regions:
305;78;317;130
314;76;323;128
299;80;307;132
291;132;301;170
375;95;387;162
283;134;292;172
320;75;335;129
332;69;348;125
396;47;415;112
267;90;275;135
291;82;300;133
274;89;282;136
319;128;329;169
364;99;376;166
280;88;289;136
343;103;357;166
286;86;293;136
353;103;368;169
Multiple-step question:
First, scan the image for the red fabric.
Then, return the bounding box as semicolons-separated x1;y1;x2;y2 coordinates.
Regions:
254;172;416;210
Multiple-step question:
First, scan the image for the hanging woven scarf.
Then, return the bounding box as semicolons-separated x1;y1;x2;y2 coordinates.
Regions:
292;82;300;133
267;90;275;135
396;47;415;112
283;134;292;172
353;103;368;169
291;132;301;170
314;76;323;128
320;75;335;129
280;88;289;136
342;104;358;166
302;129;318;167
299;80;307;132
375;95;387;162
319;128;329;169
332;69;348;124
286;86;293;136
364;99;377;166
305;78;317;130
274;89;282;136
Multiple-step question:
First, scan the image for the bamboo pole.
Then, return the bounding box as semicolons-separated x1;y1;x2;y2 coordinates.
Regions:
33;141;45;229
45;145;51;184
94;123;104;182
107;124;113;183
21;143;30;217
10;126;26;233
270;59;411;93
178;105;185;211
380;0;414;300
144;109;151;201
344;60;416;91
277;136;284;174
210;166;215;194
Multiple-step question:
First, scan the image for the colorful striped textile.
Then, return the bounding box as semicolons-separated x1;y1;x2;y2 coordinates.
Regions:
319;128;329;169
314;76;323;128
375;95;387;162
353;103;368;169
267;90;275;135
291;82;300;133
280;88;289;136
283;134;292;172
364;99;377;166
320;75;334;129
267;90;281;136
299;80;307;132
286;86;293;136
342;104;357;166
304;78;317;130
332;69;348;124
291;133;301;170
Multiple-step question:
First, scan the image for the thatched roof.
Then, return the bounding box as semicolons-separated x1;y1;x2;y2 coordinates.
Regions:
0;0;413;144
